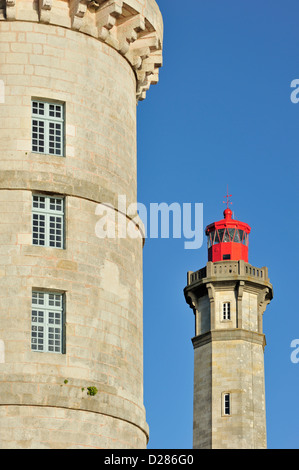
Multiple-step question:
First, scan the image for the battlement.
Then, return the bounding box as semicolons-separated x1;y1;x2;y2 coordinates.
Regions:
0;0;163;101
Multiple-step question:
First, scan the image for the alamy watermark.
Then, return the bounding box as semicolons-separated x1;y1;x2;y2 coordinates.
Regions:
95;196;203;250
289;80;298;363
0;80;4;104
0;340;4;364
290;79;299;103
290;339;299;364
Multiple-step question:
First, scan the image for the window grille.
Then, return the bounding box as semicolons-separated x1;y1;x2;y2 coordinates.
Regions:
223;393;231;415
31;291;64;353
223;302;231;320
32;100;64;156
32;194;64;249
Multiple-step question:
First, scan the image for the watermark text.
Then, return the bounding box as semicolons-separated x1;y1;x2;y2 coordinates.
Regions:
290;79;299;103
0;340;4;364
95;196;203;250
0;80;4;104
290;339;299;364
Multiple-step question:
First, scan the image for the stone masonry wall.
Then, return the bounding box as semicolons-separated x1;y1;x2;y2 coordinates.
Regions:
0;188;147;448
187;263;272;449
0;2;163;446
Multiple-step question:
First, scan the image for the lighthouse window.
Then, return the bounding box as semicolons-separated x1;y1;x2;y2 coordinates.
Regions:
31;291;65;354
223;393;231;416
234;229;241;243
208;229;247;246
238;230;245;244
32;100;64;157
222;302;231;320
217;229;224;243
223;229;230;242
214;231;220;244
228;228;235;241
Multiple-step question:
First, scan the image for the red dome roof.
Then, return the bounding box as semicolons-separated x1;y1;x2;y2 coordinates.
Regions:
205;206;251;263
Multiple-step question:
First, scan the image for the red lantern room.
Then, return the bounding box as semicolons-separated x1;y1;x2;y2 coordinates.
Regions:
205;191;251;263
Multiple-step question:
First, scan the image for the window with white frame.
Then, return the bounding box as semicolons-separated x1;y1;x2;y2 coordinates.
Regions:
222;302;231;320
32;194;64;249
223;393;231;416
32;100;64;156
31;291;65;354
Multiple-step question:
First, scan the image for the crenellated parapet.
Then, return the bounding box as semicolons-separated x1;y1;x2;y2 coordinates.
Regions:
0;0;163;101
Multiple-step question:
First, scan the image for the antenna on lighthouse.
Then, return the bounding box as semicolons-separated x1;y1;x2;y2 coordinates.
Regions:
223;186;233;210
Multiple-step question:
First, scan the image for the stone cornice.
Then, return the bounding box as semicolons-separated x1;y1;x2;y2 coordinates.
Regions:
0;0;163;102
192;329;266;350
0;380;150;443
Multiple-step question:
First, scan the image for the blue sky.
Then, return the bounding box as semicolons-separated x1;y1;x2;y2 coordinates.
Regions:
137;0;299;449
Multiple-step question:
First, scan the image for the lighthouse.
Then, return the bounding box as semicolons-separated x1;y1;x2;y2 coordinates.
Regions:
184;195;273;449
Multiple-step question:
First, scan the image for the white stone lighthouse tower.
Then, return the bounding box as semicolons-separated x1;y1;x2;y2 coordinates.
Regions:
0;0;163;449
184;198;273;449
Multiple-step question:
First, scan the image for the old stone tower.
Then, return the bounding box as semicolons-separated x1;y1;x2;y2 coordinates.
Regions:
0;0;163;449
184;203;273;449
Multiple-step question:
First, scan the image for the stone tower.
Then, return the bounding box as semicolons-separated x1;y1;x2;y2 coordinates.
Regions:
0;0;163;449
184;203;273;449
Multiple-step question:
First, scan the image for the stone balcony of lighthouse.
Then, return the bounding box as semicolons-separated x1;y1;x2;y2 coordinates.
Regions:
186;260;272;289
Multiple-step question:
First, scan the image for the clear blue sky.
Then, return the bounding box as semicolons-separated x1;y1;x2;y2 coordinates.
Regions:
137;0;299;449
